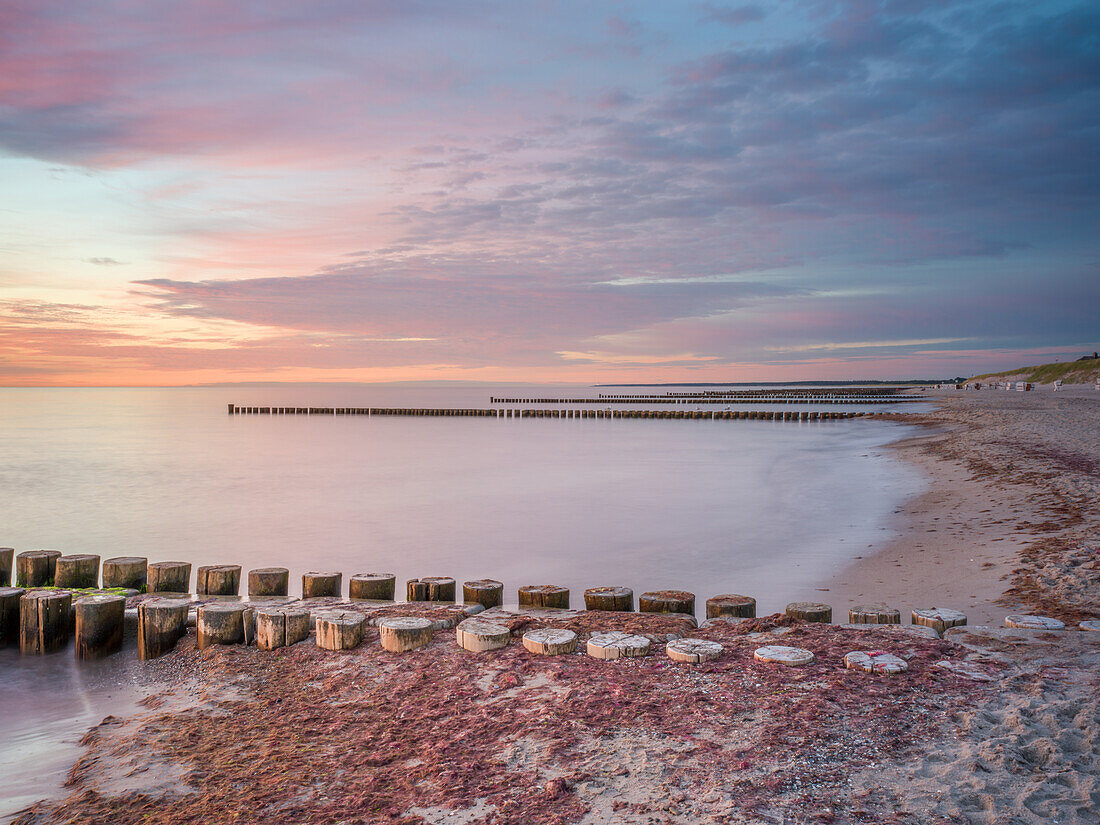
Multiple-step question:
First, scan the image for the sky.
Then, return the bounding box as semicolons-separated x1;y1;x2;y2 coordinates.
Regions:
1;0;1097;385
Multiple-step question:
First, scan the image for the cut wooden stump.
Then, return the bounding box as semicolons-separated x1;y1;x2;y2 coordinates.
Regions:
196;565;241;596
462;579;504;609
786;601;832;623
519;585;570;609
911;607;967;636
640;590;695;616
665;638;722;663
754;645;814;666
406;576;456;602
1004;615;1065;630
101;557;147;590
522;628;577;655
137;598;190;660
196;602;252;649
0;547;12;587
54;554;101;589
20;590;72;654
248;567;289;598
705;594;756;619
16;550;62;588
349;573;396;601
844;651;908;674
379;617;434;652
315;611;365;651
74;594;125;660
848;604;901;624
255;606;311;651
0;586;25;646
1080;620;1100;632
148;561;192;593
583;586;633;612
455;618;510;652
587;631;651;660
302;571;342;598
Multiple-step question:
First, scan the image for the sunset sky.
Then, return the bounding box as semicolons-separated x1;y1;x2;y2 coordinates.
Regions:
2;0;1097;385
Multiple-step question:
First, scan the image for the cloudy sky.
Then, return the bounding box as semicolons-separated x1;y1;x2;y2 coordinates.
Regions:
1;0;1096;385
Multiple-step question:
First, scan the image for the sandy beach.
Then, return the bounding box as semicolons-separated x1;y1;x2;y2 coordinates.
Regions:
8;388;1099;825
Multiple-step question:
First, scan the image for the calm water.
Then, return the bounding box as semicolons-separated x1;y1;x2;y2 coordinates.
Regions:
0;384;928;817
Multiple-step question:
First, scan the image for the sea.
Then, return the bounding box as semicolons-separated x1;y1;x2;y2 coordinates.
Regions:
0;384;931;817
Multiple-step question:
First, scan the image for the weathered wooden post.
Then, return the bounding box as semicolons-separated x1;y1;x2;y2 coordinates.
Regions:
518;584;570;609
583;586;634;611
522;628;577;655
248;567;290;597
349;573;396;601
148;561;192;593
20;590;72;654
379;617;434;652
705;594;756;619
0;586;24;646
196;564;241;596
315;610;366;650
462;579;504;608
640;590;695;616
786;601;832;623
848;604;901;624
137;598;190;660
666;638;723;663
455;617;510;652
255;606;312;651
406;577;456;602
586;631;650;659
54;554;101;589
0;547;12;587
74;594;126;659
101;557;147;590
911;607;966;636
16;550;62;588
302;571;342;598
196;603;252;649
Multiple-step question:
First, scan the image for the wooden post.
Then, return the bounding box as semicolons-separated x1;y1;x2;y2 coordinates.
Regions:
302;571;342;598
665;638;722;663
16;550;62;588
518;584;570;609
0;586;25;646
74;594;126;660
0;547;12;587
137;598;190;660
754;644;814;666
196;603;252;649
583;586;634;612
196;564;241;596
786;601;832;623
101;557;148;590
379;617;434;652
20;590;72;654
255;606;312;651
639;590;695;616
705;594;756;619
148;561;192;593
911;607;967;636
54;554;101;589
455;618;510;652
586;631;650;659
315;611;365;650
406;577;455;602
248;567;290;597
522;628;577;655
848;604;901;624
462;579;504;609
349;573;396;601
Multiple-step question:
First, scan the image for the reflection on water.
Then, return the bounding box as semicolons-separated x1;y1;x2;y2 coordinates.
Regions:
0;384;928;816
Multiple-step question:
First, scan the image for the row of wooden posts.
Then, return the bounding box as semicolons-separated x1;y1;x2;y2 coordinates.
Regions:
228;404;880;421
0;550;972;662
491;396;919;405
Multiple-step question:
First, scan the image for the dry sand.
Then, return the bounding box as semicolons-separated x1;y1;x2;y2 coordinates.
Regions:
8;387;1099;825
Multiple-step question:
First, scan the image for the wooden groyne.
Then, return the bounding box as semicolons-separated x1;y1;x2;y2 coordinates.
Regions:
1;549;1085;667
492;395;921;405
227;405;897;421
